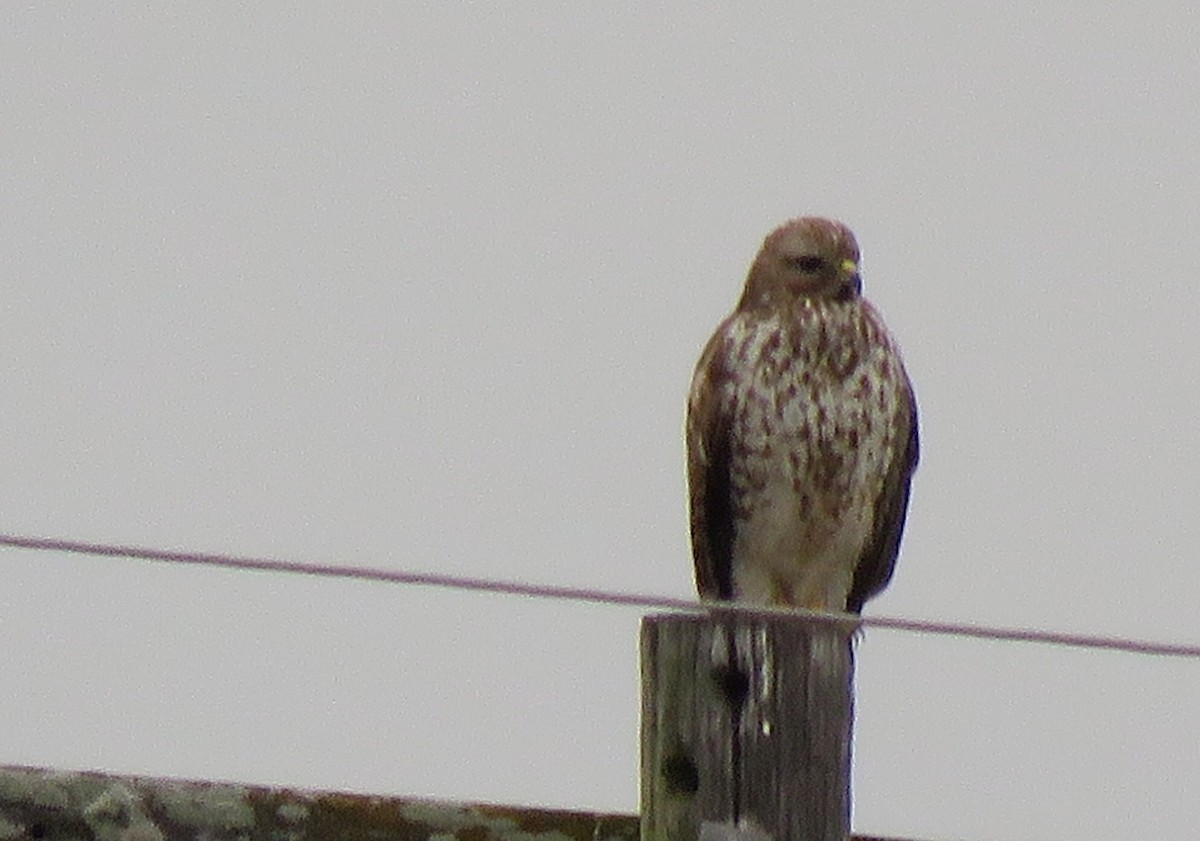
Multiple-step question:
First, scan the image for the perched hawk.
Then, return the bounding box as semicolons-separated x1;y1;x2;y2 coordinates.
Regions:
686;217;918;613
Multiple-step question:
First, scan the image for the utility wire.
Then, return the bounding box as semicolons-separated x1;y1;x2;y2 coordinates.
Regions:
3;532;1199;659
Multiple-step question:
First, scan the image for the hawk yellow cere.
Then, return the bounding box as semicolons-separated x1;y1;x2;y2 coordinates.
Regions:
687;217;918;613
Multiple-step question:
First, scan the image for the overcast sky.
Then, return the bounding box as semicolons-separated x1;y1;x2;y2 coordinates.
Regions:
3;4;1200;840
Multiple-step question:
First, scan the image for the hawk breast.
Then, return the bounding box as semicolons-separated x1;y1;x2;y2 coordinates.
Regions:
689;298;913;610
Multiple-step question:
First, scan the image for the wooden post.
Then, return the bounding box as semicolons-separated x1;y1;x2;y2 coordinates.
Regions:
640;613;855;841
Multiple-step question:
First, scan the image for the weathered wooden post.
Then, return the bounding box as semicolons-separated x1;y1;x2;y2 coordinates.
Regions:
640;612;855;841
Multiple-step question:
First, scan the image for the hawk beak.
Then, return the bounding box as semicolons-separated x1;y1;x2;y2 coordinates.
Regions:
839;258;862;294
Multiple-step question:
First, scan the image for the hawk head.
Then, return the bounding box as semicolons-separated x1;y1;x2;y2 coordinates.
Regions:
738;217;862;310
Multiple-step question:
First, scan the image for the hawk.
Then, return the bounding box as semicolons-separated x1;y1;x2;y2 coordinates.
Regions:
686;217;918;613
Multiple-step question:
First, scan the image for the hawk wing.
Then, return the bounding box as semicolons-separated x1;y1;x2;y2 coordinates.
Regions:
845;383;919;613
686;322;737;601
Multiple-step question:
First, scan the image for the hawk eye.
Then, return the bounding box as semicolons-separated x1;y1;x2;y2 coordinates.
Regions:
785;255;825;273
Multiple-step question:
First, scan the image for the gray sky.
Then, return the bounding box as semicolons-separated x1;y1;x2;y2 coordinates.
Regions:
3;4;1199;840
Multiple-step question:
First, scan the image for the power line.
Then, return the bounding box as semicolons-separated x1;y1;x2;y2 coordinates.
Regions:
3;531;1199;659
